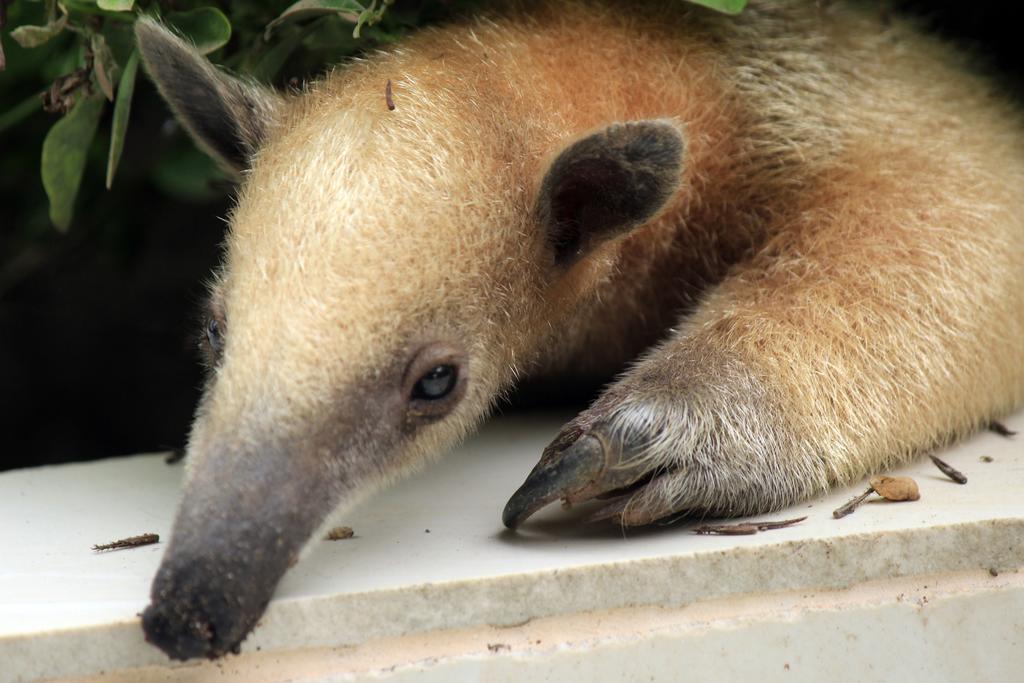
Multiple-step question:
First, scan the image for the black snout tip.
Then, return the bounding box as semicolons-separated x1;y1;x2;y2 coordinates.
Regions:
502;434;605;529
142;601;226;661
142;583;254;661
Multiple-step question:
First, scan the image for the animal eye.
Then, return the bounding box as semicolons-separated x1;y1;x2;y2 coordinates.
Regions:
411;365;457;401
206;317;224;355
403;344;466;423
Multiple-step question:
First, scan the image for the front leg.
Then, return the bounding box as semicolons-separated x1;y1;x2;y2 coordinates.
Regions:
505;143;1024;527
504;334;819;526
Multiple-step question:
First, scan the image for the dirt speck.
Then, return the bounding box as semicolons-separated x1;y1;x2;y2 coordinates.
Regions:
325;526;354;541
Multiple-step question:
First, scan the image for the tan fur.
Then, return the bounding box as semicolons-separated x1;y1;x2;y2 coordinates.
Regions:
201;0;1022;513
135;0;1024;658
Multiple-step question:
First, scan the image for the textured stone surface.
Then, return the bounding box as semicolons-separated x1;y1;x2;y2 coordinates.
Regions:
53;570;1024;683
1;410;1021;681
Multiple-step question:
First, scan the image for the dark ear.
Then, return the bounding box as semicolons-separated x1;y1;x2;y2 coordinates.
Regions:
537;120;685;264
135;17;282;174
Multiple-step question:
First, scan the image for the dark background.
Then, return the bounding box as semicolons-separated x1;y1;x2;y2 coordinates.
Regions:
1;0;1021;471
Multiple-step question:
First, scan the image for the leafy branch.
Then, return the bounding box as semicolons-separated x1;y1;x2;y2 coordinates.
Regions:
0;0;746;232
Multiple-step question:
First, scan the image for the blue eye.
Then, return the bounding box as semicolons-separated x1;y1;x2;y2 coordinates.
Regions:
412;365;457;400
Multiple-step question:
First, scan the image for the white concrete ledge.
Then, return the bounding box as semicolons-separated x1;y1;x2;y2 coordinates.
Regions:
48;569;1024;683
2;411;1022;682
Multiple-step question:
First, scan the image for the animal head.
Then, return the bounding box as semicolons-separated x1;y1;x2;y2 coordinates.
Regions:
135;16;684;660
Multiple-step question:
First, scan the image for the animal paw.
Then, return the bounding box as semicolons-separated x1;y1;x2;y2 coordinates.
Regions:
503;348;819;527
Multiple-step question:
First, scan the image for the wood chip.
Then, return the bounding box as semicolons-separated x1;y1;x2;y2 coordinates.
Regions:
92;533;159;552
694;516;806;535
989;421;1017;437
869;475;920;501
385;79;395;111
929;455;966;484
325;526;354;541
833;487;875;519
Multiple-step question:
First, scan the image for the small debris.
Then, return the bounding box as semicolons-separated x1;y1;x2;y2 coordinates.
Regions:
487;643;510;653
989;567;999;577
385;79;395;111
832;487;875;519
92;533;159;552
325;526;354;541
694;516;806;536
164;449;185;465
988;421;1017;438
980;455;994;463
424;529;430;533
869;475;920;502
42;64;93;114
929;455;967;484
833;476;921;519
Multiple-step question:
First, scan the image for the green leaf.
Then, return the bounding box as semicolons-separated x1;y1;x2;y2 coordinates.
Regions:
167;7;233;55
42;96;105;231
58;0;134;20
249;30;303;82
91;33;120;101
102;19;137;66
0;94;43;134
265;0;364;39
106;49;139;189
10;14;68;49
683;0;747;14
96;0;135;11
300;14;360;54
354;0;396;38
151;146;226;201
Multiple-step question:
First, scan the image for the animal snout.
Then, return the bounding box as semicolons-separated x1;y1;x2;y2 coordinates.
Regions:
142;554;271;660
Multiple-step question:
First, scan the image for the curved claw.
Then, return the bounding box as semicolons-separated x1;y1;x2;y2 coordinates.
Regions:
502;434;605;529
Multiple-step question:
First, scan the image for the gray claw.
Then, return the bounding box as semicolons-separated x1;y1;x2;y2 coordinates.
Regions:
502;434;605;529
